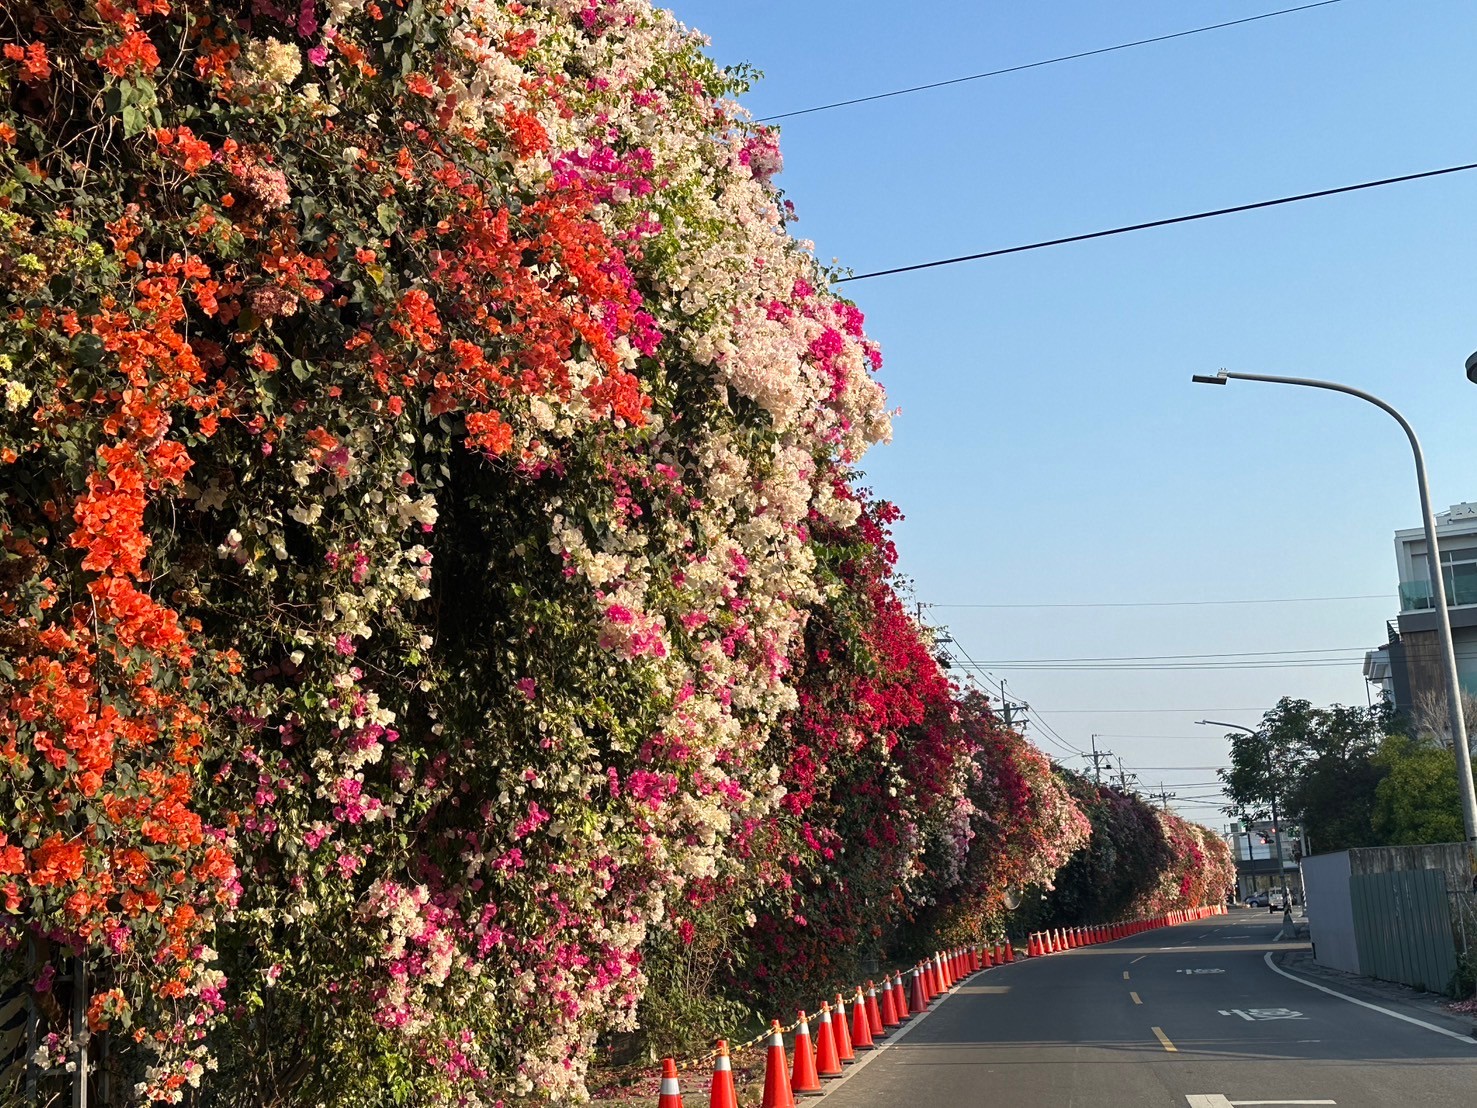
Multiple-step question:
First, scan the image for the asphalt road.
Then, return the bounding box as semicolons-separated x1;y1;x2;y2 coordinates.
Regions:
820;910;1477;1108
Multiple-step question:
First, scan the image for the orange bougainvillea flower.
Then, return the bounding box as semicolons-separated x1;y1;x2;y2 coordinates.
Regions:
29;835;86;887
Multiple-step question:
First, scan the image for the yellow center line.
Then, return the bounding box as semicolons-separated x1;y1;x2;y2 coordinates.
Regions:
1130;991;1142;1005
1151;1025;1177;1052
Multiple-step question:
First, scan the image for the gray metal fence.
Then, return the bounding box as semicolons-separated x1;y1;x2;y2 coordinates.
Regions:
1350;868;1460;995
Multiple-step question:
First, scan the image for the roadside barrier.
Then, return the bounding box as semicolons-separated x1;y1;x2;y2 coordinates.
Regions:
814;1006;843;1080
790;1012;823;1098
659;1057;684;1108
831;993;854;1062
849;986;874;1051
761;1023;794;1108
649;909;1227;1102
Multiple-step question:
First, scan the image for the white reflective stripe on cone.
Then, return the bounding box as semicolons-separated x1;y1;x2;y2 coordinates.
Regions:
660;1076;681;1095
715;1054;731;1071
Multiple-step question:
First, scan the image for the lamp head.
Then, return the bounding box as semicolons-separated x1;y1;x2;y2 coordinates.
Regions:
1191;371;1229;386
1466;351;1477;384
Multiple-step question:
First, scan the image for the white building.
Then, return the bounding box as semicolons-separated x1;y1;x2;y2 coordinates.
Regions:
1365;502;1477;712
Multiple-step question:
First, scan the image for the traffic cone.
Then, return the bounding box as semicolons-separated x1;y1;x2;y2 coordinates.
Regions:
1027;933;1039;957
923;958;938;998
791;1011;823;1098
879;975;901;1028
761;1022;795;1108
850;987;875;1050
710;1041;738;1108
938;951;953;988
832;993;855;1063
814;1005;844;1079
909;966;928;1013
1005;940;1015;963
864;982;885;1038
659;1057;684;1108
890;971;910;1020
982;946;993;969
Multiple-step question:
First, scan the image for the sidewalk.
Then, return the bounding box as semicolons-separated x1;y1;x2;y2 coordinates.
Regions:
1271;947;1477;1039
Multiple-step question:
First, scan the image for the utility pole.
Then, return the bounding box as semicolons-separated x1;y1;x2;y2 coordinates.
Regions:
1114;760;1137;792
1087;734;1115;784
998;680;1029;732
1150;783;1175;810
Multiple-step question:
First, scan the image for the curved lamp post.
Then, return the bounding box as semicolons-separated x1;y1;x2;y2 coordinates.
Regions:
1191;370;1477;846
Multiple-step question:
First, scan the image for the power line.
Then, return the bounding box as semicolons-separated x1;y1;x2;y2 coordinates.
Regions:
835;160;1477;283
943;635;1088;756
926;594;1387;608
957;664;1358;673
757;1;1343;122
960;645;1370;662
1034;707;1264;714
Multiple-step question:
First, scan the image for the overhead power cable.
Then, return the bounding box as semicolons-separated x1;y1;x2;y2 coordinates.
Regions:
1035;707;1263;714
963;645;1370;662
835;161;1477;283
758;1;1343;122
927;594;1387;609
943;635;1088;757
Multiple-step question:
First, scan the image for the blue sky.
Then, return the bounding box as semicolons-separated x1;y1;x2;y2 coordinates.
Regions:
675;0;1477;824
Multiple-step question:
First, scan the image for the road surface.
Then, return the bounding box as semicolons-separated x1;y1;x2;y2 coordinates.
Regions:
821;910;1477;1107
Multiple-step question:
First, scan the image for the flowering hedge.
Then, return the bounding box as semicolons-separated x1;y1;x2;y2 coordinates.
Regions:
1;3;1229;1103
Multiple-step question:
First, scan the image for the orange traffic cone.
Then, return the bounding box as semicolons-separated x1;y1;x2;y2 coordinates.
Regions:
850;986;875;1050
890;971;910;1020
710;1041;738;1108
1005;940;1015;963
761;1022;795;1108
879;975;901;1028
909;966;928;1012
864;982;885;1038
832;993;856;1062
659;1057;684;1108
938;952;952;988
791;1011;823;1098
814;1005;844;1079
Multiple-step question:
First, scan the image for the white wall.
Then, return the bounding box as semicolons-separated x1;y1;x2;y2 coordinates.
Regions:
1302;850;1358;976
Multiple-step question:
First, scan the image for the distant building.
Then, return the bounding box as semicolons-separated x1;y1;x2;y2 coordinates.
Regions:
1364;502;1477;713
1224;821;1301;900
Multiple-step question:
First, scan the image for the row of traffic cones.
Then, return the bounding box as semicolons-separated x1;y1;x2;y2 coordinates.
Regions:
656;942;1014;1106
1025;903;1227;957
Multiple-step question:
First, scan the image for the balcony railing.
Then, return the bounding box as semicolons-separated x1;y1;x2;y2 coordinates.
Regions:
1399;575;1477;611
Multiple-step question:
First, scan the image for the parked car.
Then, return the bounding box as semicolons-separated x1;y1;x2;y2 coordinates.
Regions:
1246;891;1270;907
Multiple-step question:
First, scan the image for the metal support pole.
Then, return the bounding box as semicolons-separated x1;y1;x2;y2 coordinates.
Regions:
1193;371;1477;846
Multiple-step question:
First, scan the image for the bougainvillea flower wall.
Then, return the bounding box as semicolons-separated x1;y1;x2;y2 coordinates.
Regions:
0;2;1233;1103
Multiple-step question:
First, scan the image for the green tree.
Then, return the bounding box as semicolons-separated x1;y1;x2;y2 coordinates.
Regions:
1218;697;1389;854
1372;734;1466;845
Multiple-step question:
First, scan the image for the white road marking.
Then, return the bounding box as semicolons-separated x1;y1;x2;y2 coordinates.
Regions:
1123;971;1130;980
1186;1098;1336;1107
1131;955;1147;964
1218;1008;1306;1021
1130;991;1142;1005
1176;968;1224;974
1262;952;1477;1045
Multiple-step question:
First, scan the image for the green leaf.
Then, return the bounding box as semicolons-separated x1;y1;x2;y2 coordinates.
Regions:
122;106;149;138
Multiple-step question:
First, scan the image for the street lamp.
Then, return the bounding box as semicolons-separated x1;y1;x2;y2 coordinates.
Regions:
1198;719;1291;916
1191;370;1477;847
